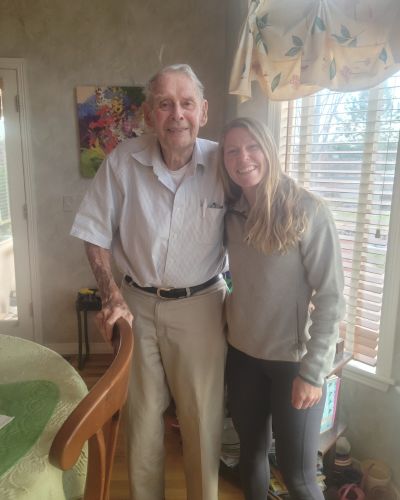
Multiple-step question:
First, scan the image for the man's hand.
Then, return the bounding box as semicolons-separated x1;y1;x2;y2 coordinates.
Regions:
96;290;134;342
84;242;134;342
291;376;322;410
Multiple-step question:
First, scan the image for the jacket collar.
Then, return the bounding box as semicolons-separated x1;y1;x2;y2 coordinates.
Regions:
229;194;249;218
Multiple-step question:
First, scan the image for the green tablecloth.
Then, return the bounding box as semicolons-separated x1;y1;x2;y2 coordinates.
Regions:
0;335;88;500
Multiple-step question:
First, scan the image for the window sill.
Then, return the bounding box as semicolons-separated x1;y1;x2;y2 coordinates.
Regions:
0;318;18;325
343;360;395;392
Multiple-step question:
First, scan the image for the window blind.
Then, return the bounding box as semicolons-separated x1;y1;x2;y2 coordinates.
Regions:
278;73;400;367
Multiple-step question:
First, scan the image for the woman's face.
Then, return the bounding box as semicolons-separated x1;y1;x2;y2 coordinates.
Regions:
223;127;268;198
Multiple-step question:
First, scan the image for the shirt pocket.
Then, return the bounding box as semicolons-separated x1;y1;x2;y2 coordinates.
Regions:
192;205;225;244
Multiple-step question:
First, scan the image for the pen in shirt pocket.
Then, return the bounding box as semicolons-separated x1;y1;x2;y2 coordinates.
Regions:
201;199;224;217
202;198;207;218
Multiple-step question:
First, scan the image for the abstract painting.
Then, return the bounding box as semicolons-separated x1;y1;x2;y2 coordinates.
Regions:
76;86;146;177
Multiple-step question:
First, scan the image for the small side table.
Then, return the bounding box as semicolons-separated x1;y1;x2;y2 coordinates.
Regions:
76;289;102;370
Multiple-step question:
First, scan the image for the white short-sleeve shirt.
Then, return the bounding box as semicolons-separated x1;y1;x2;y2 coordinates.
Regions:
71;134;226;288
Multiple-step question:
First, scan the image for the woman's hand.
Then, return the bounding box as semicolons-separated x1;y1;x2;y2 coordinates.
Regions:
291;376;322;410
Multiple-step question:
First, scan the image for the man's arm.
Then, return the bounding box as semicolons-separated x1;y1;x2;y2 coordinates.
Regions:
84;241;133;341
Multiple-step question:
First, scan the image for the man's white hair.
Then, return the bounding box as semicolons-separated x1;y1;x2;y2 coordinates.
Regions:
145;64;205;103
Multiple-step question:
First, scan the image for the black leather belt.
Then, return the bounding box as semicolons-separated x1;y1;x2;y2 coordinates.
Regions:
125;274;222;299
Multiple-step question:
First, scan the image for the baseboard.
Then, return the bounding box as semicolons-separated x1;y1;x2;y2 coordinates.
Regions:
46;342;113;355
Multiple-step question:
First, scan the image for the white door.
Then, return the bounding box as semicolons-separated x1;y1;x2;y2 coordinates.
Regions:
0;66;34;339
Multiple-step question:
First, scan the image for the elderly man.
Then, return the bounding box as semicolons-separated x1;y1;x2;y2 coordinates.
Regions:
71;64;227;500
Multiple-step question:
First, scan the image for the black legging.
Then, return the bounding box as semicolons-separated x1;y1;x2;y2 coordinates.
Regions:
226;344;326;500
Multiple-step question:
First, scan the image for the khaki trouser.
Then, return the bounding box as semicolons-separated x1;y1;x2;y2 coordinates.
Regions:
123;279;227;500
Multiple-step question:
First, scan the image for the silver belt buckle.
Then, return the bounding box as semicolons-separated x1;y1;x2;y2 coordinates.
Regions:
156;287;173;298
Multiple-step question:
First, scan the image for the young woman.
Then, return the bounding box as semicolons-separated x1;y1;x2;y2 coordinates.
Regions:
218;117;345;500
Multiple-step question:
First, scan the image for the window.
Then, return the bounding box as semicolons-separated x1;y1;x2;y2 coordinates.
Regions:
0;87;12;243
277;72;400;387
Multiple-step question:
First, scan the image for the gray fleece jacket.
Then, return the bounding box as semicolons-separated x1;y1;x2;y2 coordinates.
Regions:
225;192;345;386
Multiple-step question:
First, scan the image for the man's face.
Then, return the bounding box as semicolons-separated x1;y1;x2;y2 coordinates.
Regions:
145;72;208;163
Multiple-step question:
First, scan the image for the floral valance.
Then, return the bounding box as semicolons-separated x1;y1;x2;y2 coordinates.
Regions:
229;0;400;101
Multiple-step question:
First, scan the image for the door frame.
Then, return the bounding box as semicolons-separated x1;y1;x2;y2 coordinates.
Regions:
0;58;42;342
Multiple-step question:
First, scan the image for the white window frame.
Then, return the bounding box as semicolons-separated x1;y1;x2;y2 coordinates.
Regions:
266;99;400;392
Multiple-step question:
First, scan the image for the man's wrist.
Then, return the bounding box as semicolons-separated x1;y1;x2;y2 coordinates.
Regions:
101;287;123;304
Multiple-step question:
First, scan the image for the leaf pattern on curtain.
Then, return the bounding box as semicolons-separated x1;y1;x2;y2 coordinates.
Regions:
229;0;400;101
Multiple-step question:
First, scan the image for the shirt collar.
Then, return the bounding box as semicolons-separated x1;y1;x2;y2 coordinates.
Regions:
130;134;208;172
129;134;157;167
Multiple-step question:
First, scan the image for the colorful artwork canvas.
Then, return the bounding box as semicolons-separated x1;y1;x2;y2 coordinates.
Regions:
320;374;340;434
76;86;146;178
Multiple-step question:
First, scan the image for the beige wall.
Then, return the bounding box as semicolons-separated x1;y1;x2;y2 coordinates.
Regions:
340;305;400;487
0;0;228;344
340;376;400;488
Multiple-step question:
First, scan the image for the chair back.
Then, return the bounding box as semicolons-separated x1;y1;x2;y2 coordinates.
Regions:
49;318;134;500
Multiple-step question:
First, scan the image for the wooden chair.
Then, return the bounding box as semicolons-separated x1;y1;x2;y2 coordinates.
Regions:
49;318;134;500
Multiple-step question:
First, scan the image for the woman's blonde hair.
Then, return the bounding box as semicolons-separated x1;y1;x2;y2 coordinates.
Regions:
218;117;311;254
